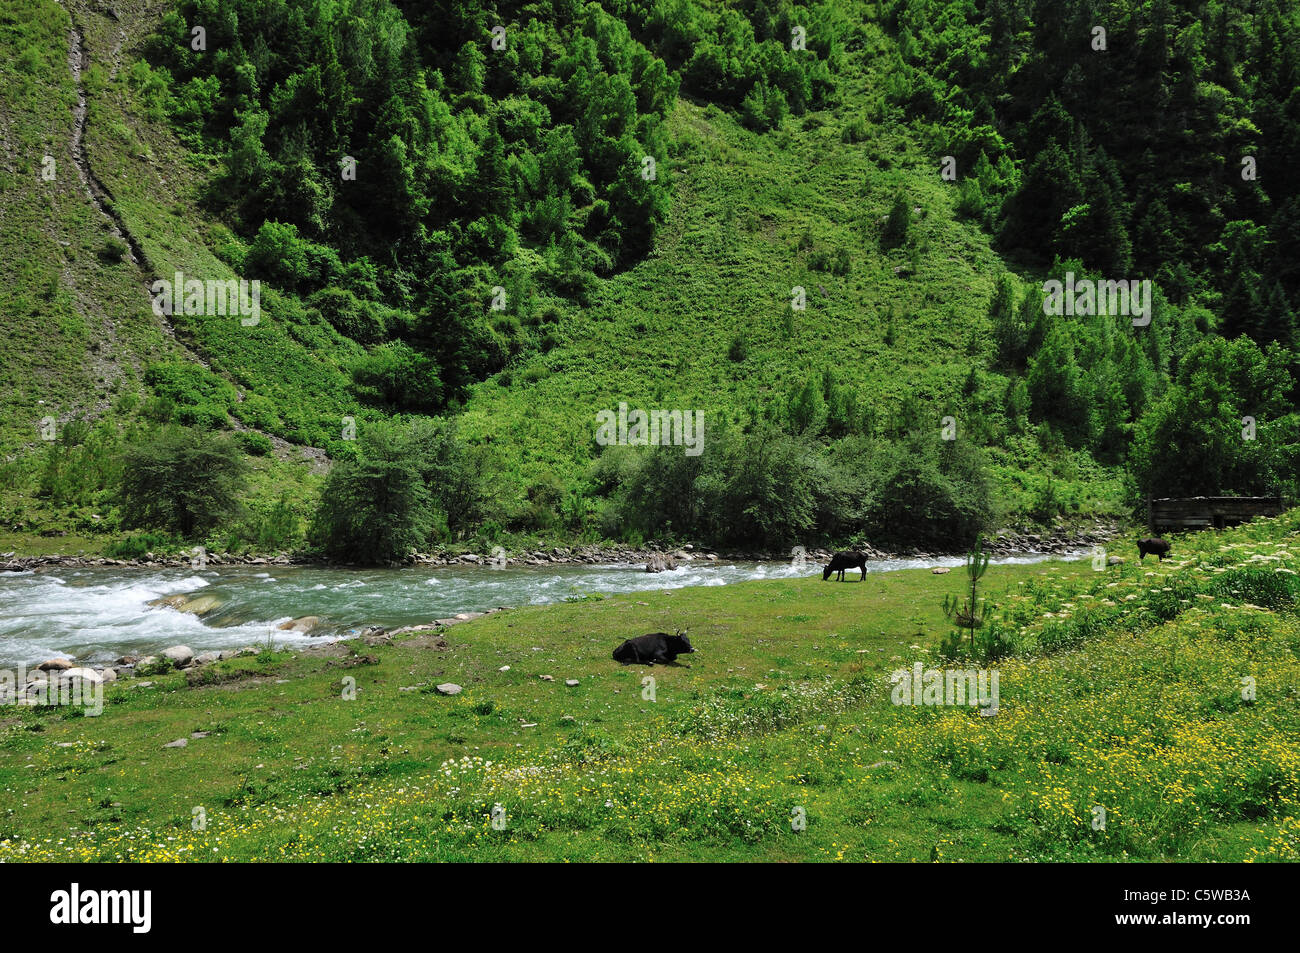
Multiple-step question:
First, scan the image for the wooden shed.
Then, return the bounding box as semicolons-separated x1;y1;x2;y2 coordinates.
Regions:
1148;496;1285;534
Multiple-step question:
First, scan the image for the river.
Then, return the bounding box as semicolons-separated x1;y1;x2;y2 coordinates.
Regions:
0;552;1081;665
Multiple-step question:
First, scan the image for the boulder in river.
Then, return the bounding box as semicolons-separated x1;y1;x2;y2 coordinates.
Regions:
148;594;189;611
278;616;320;633
177;594;222;617
645;555;677;573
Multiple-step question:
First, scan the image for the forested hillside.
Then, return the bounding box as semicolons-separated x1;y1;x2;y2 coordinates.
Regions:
2;0;1298;561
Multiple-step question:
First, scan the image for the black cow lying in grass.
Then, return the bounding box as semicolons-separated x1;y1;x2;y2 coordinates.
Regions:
823;550;868;581
612;631;695;665
1137;537;1171;561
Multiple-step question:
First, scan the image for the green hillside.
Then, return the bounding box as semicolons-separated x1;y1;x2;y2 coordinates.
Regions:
2;0;1297;559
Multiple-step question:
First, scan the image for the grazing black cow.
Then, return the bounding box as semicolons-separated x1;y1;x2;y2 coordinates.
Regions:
1137;537;1171;561
612;632;695;665
823;550;868;581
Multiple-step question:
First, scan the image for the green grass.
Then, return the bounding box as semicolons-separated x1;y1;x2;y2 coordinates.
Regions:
3;516;1298;861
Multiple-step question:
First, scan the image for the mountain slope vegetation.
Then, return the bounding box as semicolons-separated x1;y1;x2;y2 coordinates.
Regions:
2;0;1297;559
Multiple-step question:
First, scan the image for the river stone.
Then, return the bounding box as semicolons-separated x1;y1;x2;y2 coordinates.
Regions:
99;668;117;683
38;659;73;672
147;594;188;610
61;667;102;684
434;683;462;695
178;595;221;616
193;651;221;665
162;645;194;667
278;616;319;633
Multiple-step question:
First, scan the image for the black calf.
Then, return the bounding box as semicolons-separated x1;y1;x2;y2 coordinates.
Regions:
1137;537;1171;561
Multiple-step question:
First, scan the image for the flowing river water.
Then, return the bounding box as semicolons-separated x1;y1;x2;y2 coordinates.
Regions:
0;552;1083;667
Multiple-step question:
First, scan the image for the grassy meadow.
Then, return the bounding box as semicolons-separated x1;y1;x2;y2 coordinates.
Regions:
2;516;1298;862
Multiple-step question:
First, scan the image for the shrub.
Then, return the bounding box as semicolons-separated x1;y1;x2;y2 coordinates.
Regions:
245;221;341;293
880;192;912;249
350;342;444;414
861;434;993;551
99;237;130;263
143;363;238;413
841;118;869;143
175;403;229;430
118;428;249;537
309;422;434;564
104;531;175;559
308;287;388;346
234;431;274;456
1211;568;1300;612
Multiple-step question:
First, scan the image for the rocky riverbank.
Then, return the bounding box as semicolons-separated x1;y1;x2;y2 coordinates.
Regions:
0;607;510;704
0;522;1125;573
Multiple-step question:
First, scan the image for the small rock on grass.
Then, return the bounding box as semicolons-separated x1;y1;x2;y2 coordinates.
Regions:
565;679;580;687
163;738;188;748
162;645;194;667
435;683;462;695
